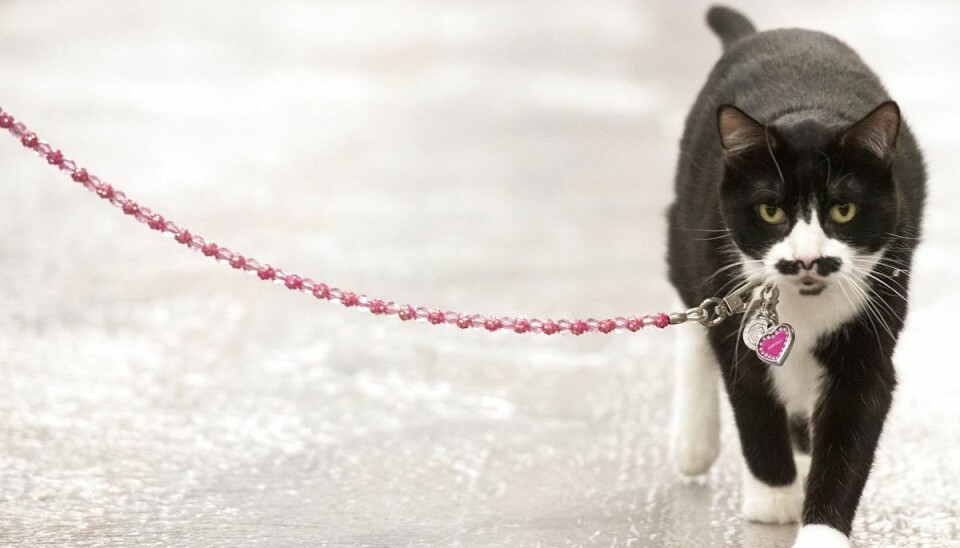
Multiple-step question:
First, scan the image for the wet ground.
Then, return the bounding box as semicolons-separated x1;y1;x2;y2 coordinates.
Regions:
1;1;959;546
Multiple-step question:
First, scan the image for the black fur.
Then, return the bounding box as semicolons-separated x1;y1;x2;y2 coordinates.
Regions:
667;7;925;537
706;6;756;51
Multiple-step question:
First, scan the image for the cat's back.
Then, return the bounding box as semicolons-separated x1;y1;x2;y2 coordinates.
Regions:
710;28;889;120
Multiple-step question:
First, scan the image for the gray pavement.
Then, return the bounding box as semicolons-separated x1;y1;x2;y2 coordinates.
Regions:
1;1;958;546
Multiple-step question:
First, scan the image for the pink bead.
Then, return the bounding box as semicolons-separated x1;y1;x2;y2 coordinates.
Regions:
456;315;472;329
654;313;670;329
257;265;275;280
71;168;88;183
513;319;530;333
229;255;246;269
95;184;114;199
626;317;643;332
0;113;13;128
598;319;615;333
20;132;38;148
340;291;358;307
484;318;502;332
570;320;587;335
542;321;559;335
284;274;302;290
398;305;415;321
122;200;139;215
148;214;166;231
369;299;387;314
312;282;330;299
46;150;63;165
428;310;444;324
175;229;192;244
202;242;219;257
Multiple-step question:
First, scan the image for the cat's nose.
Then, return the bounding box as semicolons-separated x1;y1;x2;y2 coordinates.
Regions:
796;257;817;271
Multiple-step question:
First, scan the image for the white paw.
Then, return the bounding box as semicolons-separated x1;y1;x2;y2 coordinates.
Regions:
793;524;849;548
741;469;802;524
671;429;720;476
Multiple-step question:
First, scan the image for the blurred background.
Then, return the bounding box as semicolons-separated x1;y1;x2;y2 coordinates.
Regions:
1;1;958;546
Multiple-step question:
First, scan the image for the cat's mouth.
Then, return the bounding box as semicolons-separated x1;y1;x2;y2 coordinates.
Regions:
796;275;827;296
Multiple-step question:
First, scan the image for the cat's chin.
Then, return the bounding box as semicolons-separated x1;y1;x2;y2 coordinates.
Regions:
797;283;827;296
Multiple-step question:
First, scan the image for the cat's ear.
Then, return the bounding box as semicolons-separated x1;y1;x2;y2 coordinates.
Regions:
717;105;773;159
840;101;900;164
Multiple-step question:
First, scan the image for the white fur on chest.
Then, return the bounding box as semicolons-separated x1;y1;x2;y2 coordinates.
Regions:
760;286;861;417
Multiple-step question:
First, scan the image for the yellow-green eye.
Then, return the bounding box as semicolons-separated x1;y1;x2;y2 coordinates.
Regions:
758;204;787;224
829;202;857;224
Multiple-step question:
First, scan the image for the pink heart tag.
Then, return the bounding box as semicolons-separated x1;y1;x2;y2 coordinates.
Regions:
756;323;795;366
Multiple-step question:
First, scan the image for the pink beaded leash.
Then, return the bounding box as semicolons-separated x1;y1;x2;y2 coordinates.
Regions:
0;107;760;337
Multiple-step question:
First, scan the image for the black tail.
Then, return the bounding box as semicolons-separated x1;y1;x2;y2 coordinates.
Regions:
706;6;756;50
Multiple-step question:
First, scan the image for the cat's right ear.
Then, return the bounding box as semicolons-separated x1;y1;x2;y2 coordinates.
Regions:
717;105;772;160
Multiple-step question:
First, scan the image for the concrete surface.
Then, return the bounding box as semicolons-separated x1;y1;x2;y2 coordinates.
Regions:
1;1;958;546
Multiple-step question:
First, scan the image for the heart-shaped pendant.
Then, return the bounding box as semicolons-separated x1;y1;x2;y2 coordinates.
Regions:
756;323;794;367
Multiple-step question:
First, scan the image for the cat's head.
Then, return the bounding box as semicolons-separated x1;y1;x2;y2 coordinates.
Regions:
716;102;900;297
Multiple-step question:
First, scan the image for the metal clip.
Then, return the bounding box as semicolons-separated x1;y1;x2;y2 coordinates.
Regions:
669;279;763;329
720;279;762;317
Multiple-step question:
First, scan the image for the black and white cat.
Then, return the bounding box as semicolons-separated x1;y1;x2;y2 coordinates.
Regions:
666;7;925;547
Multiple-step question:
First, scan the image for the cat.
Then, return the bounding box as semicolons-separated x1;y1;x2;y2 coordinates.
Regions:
666;6;926;548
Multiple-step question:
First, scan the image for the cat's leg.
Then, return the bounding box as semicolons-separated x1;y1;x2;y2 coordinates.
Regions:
789;415;811;454
669;323;721;476
794;354;894;548
790;415;813;486
714;335;801;524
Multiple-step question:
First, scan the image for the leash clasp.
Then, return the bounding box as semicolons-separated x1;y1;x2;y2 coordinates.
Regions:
720;279;762;318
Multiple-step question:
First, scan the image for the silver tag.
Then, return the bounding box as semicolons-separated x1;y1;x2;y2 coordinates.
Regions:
741;316;772;352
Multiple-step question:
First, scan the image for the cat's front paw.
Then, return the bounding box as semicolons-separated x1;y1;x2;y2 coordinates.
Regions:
741;471;801;524
792;524;849;548
671;432;720;476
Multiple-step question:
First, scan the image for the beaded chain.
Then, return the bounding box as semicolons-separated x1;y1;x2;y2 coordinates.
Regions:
1;107;678;336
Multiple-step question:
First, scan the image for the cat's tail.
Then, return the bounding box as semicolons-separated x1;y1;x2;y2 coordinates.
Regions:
706;6;756;50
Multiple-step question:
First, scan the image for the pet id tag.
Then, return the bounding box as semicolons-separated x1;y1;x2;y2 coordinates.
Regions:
738;283;794;367
755;323;795;367
741;316;772;352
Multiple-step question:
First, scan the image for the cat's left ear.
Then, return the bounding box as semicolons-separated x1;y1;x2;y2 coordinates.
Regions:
717;105;773;160
840;101;900;164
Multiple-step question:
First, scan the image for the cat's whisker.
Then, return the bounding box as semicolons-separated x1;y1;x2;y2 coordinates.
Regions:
882;232;920;241
854;278;908;328
841;273;898;342
849;254;910;267
848;269;909;300
837;273;888;352
848;272;909;300
692;234;734;241
818;150;832;186
843;265;910;301
764;127;787;187
844;257;912;279
700;257;764;289
849;254;911;269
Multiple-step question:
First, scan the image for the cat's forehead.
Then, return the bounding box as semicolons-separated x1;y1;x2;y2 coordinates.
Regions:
773;118;842;155
767;119;849;196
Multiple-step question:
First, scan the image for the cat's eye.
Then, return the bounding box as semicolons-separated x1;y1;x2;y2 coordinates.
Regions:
829;202;857;224
757;204;787;224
